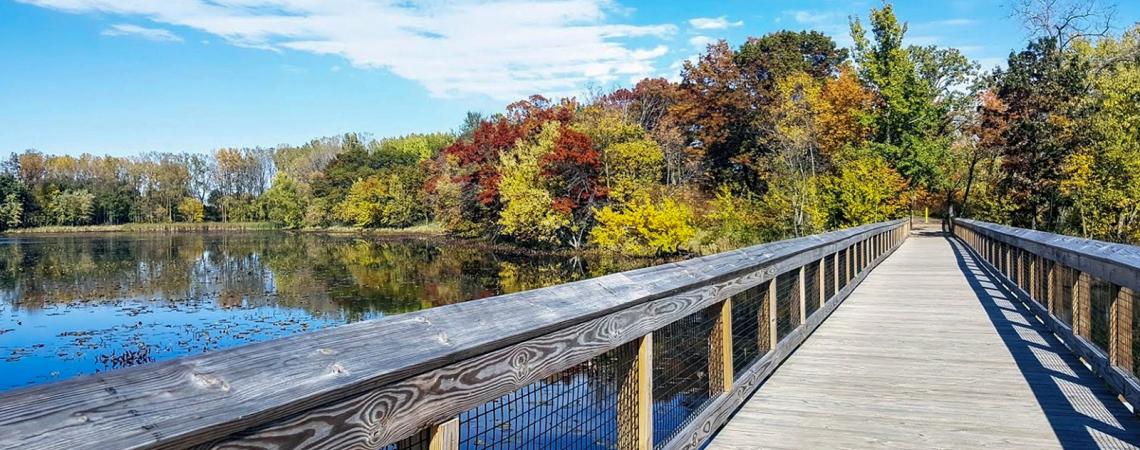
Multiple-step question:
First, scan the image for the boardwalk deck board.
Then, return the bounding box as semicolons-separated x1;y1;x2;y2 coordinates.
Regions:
708;231;1140;450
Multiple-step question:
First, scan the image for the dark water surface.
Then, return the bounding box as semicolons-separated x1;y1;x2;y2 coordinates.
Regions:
0;232;667;391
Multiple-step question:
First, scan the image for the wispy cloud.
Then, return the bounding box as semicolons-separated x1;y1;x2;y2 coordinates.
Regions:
689;35;713;49
100;24;182;42
21;0;675;100
688;16;743;30
783;10;851;46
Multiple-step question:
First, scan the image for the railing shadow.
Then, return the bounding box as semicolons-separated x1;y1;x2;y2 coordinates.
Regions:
946;235;1140;448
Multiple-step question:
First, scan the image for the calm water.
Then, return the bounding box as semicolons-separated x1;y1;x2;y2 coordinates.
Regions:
0;232;667;391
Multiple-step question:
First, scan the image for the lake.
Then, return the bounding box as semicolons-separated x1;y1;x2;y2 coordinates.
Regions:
0;232;669;391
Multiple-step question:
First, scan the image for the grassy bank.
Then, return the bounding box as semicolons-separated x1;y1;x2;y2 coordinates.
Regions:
5;221;449;236
7;222;277;234
307;222;446;235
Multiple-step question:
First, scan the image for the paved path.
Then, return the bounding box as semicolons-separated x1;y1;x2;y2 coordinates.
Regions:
708;231;1140;449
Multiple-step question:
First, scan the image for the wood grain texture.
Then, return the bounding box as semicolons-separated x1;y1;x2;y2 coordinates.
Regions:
427;418;457;450
957;225;1140;422
1114;288;1135;373
957;219;1140;294
709;300;733;394
0;220;906;450
665;228;905;450
617;334;651;450
709;232;1140;450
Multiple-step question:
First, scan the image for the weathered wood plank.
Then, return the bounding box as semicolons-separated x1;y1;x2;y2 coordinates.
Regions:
1114;288;1135;374
617;335;651;450
709;232;1140;450
709;300;733;394
955;223;1140;420
957;219;1140;293
666;226;906;450
0;220;906;450
427;418;458;450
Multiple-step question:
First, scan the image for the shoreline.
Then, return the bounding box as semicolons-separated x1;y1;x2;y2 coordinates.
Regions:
1;222;683;259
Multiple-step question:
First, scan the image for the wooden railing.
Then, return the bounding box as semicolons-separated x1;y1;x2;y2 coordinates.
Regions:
953;219;1140;409
0;219;910;450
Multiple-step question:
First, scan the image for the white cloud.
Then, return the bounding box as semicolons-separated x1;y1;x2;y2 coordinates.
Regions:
689;35;713;49
789;10;838;25
100;24;183;42
688;16;743;30
21;0;675;100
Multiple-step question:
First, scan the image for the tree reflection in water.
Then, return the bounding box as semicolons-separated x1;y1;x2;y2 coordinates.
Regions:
0;232;669;390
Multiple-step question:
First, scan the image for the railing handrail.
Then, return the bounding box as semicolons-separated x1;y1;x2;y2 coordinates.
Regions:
955;219;1140;293
0;219;907;450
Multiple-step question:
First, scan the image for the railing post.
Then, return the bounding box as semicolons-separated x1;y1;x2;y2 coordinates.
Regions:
617;334;652;450
1029;255;1037;300
797;266;807;325
1005;245;1012;277
767;279;778;348
846;246;853;282
833;252;840;296
1046;261;1056;315
1076;272;1092;337
428;417;459;450
709;299;733;394
818;258;827;307
1112;288;1135;374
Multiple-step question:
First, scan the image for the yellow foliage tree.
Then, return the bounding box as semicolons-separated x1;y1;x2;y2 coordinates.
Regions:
590;196;696;256
176;197;205;223
497;122;569;244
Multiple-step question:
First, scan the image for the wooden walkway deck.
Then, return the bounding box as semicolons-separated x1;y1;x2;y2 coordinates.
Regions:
708;230;1140;449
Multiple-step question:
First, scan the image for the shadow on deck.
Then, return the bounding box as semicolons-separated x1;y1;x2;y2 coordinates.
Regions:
950;235;1140;448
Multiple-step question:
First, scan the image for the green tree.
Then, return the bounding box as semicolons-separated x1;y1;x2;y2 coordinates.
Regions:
46;189;95;226
263;173;308;229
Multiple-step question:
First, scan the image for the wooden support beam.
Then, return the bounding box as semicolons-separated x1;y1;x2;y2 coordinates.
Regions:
1112;288;1135;375
833;252;840;298
617;334;652;450
818;258;827;307
797;265;807;325
1076;271;1092;338
709;300;733;394
1046;261;1056;316
428;417;459;450
1028;255;1036;300
767;279;778;348
758;281;772;353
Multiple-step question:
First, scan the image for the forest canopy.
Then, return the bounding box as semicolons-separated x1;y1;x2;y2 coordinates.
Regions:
6;2;1138;252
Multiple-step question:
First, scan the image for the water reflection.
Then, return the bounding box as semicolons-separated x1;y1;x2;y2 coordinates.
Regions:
0;232;668;390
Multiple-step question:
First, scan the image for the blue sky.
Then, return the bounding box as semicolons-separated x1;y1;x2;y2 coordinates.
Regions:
1;0;1135;156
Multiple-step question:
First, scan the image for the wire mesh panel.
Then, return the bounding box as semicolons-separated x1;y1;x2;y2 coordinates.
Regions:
805;261;820;318
775;270;800;341
1130;289;1140;379
458;343;634;449
384;429;431;450
1055;265;1077;326
1033;257;1051;306
1089;278;1115;352
824;253;836;301
651;310;716;449
731;281;769;378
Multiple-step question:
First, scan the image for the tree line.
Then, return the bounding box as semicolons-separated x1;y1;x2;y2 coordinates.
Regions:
4;1;1137;253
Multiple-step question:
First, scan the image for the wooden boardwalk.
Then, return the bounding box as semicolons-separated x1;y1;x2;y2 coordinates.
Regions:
709;230;1140;449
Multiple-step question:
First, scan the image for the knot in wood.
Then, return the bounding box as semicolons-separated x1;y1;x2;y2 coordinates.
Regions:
191;372;230;391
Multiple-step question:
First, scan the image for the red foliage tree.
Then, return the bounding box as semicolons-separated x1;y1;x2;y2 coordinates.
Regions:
542;127;606;215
